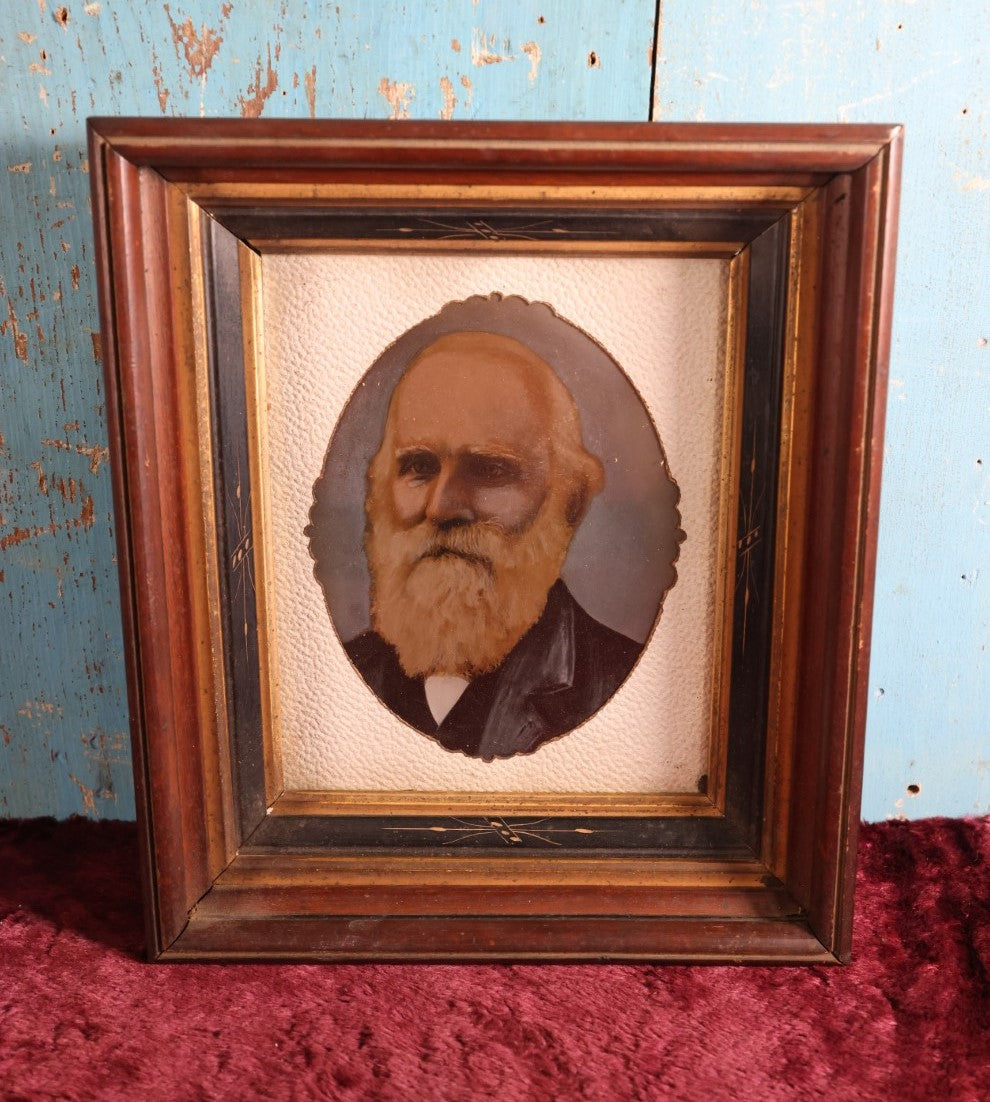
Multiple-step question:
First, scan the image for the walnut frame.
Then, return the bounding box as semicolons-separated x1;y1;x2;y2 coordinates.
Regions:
88;119;901;963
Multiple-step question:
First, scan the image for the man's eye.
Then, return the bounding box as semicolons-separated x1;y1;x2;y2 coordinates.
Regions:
466;455;521;484
397;452;440;480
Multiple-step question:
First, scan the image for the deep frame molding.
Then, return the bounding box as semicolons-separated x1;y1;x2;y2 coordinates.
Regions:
89;119;901;963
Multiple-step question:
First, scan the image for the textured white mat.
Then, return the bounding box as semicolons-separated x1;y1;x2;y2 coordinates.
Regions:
261;253;728;794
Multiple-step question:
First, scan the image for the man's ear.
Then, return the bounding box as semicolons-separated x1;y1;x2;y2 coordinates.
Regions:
564;453;605;527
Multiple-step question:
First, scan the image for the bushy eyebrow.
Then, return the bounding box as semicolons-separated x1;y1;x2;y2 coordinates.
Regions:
463;445;526;462
394;443;529;463
395;445;439;458
395;446;440;476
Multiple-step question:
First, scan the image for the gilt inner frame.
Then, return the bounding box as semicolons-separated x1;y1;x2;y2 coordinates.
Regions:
191;192;797;849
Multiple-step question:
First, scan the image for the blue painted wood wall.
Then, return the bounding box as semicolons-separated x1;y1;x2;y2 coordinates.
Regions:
1;1;986;821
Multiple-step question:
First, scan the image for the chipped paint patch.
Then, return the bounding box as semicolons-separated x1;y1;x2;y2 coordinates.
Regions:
83;1;100;13
1;285;29;362
164;3;224;79
67;771;98;815
53;476;81;503
0;493;95;549
521;41;541;83
951;163;990;192
81;728;127;756
29;459;49;496
18;32;38;43
239;47;278;117
41;437;108;473
152;56;170;113
471;30;514;66
378;76;415;119
0;528;33;551
304;65;317;118
460;74;473;108
18;697;62;719
451;38;461;52
73;492;95;528
7;163;32;174
439;75;456;119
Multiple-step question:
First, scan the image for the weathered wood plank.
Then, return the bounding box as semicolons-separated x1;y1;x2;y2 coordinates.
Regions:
653;2;989;819
0;0;655;819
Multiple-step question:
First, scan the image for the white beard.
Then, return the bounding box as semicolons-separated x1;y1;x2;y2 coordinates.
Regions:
365;501;574;679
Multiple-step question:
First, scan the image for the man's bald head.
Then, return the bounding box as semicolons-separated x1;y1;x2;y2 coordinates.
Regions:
371;331;604;534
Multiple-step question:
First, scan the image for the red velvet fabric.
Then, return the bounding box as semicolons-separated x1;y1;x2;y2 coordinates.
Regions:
1;817;988;1100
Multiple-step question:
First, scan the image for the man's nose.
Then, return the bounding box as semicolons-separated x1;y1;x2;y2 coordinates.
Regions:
425;462;476;525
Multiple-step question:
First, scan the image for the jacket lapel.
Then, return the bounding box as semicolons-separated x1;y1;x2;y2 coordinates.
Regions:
472;582;577;760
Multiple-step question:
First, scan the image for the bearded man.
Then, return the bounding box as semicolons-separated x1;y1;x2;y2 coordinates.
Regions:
344;329;643;761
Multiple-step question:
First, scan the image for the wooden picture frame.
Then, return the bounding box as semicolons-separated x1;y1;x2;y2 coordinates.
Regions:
88;119;901;963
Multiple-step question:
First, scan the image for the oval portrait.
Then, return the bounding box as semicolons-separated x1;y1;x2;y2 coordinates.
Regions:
305;294;684;762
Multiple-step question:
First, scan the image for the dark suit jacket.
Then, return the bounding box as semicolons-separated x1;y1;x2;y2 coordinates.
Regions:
345;580;643;761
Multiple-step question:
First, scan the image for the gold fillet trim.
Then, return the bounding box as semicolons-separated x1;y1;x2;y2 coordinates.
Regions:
246;241;744;820
185;182;811;204
705;251;749;812
269;790;719;819
239;245;284;804
215;852;772;889
252;239;744;257
761;193;821;878
180;194;237;870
